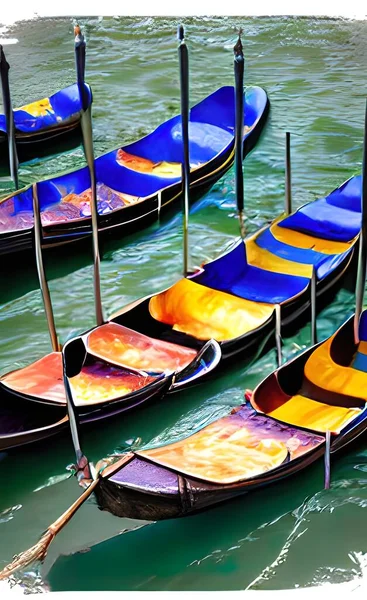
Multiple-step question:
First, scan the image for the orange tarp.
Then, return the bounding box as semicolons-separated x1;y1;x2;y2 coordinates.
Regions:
1;352;65;403
117;149;182;178
86;322;196;373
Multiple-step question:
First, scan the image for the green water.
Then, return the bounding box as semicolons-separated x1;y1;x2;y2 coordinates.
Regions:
0;15;367;593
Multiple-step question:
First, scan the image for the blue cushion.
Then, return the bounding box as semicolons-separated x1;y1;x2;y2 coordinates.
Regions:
352;351;367;373
358;311;367;343
278;198;360;242
326;176;362;213
193;240;309;304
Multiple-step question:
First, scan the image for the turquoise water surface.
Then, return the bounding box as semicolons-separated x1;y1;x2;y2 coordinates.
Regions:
0;15;366;593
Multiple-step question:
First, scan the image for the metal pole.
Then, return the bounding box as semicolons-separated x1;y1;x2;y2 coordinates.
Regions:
177;25;190;277
75;26;104;326
0;45;19;189
285;131;292;215
234;33;245;239
311;266;317;346
324;430;331;489
275;304;282;367
354;99;367;345
32;183;59;352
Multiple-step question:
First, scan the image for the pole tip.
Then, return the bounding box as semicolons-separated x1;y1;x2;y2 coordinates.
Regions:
74;24;84;44
234;29;244;59
178;24;184;42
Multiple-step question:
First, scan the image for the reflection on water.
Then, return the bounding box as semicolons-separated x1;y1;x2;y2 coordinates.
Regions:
0;14;366;593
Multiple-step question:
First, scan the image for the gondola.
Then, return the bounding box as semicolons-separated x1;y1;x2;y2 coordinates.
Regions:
0;83;268;255
0;29;92;178
0;83;92;164
0;32;361;452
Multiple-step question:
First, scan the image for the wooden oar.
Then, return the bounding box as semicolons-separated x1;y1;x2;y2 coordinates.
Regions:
75;25;104;326
0;44;19;189
233;31;245;239
354;99;367;345
0;452;134;581
178;24;191;276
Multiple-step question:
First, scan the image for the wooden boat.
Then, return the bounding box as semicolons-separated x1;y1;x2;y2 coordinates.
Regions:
0;33;361;451
0;32;92;175
0;84;269;255
64;99;367;523
0;83;92;165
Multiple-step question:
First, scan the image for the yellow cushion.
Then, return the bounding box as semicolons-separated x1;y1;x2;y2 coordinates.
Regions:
304;334;367;400
149;278;274;342
269;394;361;434
17;97;54;117
246;236;313;278
271;222;356;255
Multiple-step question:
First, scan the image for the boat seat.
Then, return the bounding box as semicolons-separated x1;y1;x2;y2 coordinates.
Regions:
277;198;361;243
253;227;352;280
270;222;355;254
268;394;362;434
193;240;309;305
149;277;274;342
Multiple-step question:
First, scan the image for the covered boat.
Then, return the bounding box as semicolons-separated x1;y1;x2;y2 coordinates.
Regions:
0;31;93;171
0;83;92;165
0;84;269;254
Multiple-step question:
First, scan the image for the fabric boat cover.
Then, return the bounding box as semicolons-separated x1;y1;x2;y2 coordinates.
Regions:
85;322;196;374
137;404;324;485
0;83;92;134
